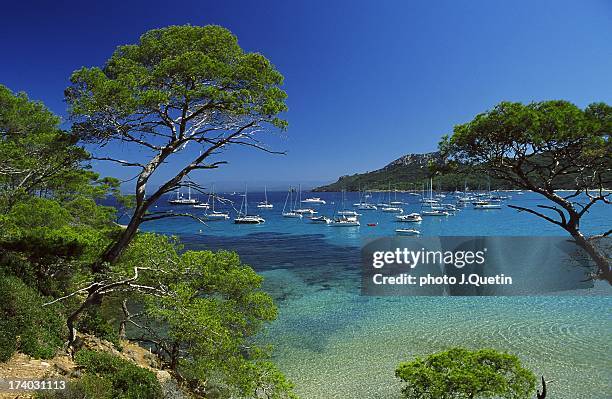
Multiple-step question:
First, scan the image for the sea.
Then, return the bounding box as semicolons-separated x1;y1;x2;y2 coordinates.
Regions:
132;190;611;399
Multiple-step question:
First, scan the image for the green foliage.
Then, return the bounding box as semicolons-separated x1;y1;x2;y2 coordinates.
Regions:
441;100;611;190
395;348;536;399
0;85;96;210
67;350;162;399
66;24;288;145
0;275;66;361
0;196;117;296
116;233;296;398
36;374;114;399
76;307;122;350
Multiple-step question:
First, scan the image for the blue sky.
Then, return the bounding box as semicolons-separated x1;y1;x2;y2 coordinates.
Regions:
1;0;611;190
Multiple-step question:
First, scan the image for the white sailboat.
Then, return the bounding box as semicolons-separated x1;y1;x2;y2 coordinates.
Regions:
203;185;229;220
234;186;265;224
257;186;274;209
421;178;449;216
355;189;377;210
330;190;360;226
390;186;403;205
282;187;302;218
381;183;403;213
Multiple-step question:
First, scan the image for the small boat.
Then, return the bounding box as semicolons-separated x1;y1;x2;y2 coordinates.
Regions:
367;223;377;227
301;197;326;205
474;203;502;209
234;215;265;224
257;186;274;209
295;208;317;215
282;186;303;218
234;186;265;224
396;213;422;222
396;228;420;236
309;215;331;224
193;202;210;209
338;210;360;216
283;212;303;218
329;216;360;227
203;186;229;220
381;206;403;213
421;209;450;216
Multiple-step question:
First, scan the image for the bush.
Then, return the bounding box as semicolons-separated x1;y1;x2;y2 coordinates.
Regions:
396;347;536;399
0;275;66;361
36;375;113;399
73;350;162;399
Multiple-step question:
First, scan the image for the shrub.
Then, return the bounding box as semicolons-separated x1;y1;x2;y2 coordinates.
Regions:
74;349;162;399
395;347;536;399
0;275;65;361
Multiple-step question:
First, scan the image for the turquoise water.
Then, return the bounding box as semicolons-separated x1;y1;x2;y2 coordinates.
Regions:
138;191;612;398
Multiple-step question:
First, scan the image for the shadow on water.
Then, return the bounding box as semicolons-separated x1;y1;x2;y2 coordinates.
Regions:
181;232;372;353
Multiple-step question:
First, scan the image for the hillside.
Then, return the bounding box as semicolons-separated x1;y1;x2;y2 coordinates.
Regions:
312;151;607;192
313;152;500;192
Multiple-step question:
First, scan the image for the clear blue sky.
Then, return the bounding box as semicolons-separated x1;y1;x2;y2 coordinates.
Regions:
1;0;611;190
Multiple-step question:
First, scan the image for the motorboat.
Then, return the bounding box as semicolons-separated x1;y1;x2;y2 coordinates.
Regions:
421;209;450;216
295;208;317;215
396;228;420;236
329;216;360;227
338;210;360;216
396;213;422;222
309;215;331;224
474;203;502;209
381;206;403;213
301;197;326;205
234;215;265;224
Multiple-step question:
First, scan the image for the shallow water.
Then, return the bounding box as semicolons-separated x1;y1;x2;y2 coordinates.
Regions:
139;191;611;398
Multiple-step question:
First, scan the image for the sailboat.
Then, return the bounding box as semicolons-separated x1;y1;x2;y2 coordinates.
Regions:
421;178;449;216
203;185;229;220
282;187;302;218
257;186;274;209
390;186;403;205
381;183;403;213
168;186;198;205
355;189;377;210
234;186;265;224
330;190;360;226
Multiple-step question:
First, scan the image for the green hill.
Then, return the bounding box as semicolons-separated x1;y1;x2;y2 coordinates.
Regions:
312;151;604;192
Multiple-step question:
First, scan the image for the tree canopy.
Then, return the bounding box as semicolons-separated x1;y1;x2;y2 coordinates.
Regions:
395;347;536;399
65;24;289;267
441;100;611;282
